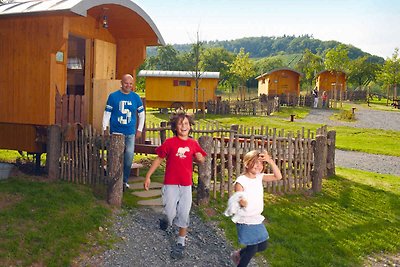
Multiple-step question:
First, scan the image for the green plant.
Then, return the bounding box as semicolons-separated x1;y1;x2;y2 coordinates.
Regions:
333;109;355;122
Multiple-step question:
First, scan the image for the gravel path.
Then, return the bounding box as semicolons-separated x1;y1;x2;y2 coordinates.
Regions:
81;207;260;267
299;104;400;176
300;104;400;131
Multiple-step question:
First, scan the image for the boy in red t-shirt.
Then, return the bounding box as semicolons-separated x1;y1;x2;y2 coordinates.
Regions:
144;113;206;259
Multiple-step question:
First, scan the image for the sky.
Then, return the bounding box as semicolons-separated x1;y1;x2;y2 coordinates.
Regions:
134;0;400;59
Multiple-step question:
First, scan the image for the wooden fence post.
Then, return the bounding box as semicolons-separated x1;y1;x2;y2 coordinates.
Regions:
326;130;336;176
197;135;213;205
160;121;167;144
311;135;327;193
46;125;62;180
107;133;125;207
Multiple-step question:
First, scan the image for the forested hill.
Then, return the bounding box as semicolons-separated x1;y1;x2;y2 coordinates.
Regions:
161;35;384;63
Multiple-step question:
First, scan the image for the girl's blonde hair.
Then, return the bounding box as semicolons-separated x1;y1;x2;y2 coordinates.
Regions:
242;150;264;174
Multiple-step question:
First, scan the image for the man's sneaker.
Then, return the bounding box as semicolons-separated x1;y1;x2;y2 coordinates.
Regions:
230;250;240;266
159;217;168;231
170;243;185;259
124;182;130;189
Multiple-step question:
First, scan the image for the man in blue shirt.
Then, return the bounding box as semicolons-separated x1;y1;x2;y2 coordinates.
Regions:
102;74;145;189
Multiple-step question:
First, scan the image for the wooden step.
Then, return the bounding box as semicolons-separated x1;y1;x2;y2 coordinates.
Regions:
129;181;163;190
132;189;161;198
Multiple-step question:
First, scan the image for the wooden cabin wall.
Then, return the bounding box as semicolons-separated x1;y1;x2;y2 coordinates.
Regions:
117;38;146;79
317;72;346;92
265;72;300;96
0;124;44;153
145;77;218;108
0;15;67;126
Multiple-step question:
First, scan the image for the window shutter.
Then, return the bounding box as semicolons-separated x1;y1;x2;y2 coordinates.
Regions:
187;80;191;86
173;80;178;86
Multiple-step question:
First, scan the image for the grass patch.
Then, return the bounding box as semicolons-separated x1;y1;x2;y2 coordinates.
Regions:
212;167;400;267
0;176;112;267
332;109;356;122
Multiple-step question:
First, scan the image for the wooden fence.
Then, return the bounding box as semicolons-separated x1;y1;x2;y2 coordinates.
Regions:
55;92;87;127
141;122;335;198
47;123;124;206
47;121;335;205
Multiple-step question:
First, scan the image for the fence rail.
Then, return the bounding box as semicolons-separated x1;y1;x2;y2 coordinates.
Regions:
140;122;334;197
48;121;335;205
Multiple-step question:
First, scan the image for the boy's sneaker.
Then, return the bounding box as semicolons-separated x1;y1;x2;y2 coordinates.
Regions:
170;243;185;259
230;250;240;266
124;182;130;189
159;217;168;231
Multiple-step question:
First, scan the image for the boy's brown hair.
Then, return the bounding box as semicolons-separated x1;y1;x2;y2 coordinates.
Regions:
169;112;195;136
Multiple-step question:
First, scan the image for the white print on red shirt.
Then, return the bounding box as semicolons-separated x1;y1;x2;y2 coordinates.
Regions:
176;147;190;158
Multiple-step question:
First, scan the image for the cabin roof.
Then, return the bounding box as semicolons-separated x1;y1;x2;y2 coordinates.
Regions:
138;70;220;79
0;0;165;45
255;67;303;80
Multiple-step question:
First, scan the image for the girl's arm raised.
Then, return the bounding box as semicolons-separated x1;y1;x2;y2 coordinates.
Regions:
259;152;282;182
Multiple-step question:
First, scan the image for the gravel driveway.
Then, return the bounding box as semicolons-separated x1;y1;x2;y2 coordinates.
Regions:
299;104;400;176
300;104;400;131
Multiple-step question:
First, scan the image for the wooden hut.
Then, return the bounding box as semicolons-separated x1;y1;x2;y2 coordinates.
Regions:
0;0;164;153
316;70;347;95
137;70;220;110
256;68;302;97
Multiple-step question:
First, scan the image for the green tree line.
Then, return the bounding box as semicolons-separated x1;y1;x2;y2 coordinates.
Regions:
140;36;399;97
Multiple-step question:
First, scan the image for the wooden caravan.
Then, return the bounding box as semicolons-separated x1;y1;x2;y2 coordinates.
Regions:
0;0;164;153
138;70;220;110
316;70;347;94
256;68;302;96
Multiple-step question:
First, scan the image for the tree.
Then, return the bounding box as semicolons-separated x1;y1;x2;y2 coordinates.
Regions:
226;48;255;100
347;56;380;89
200;47;234;81
145;45;181;70
377;48;400;100
254;57;284;75
295;49;324;89
324;44;350;100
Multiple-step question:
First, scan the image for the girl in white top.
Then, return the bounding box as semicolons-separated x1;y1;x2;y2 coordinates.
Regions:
231;150;282;267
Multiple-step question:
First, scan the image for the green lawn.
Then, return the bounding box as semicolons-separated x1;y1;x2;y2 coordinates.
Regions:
0;177;112;267
205;167;400;267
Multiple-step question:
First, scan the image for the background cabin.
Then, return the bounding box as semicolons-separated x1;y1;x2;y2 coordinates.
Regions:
0;0;164;153
256;68;302;97
316;70;347;99
138;70;220;111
